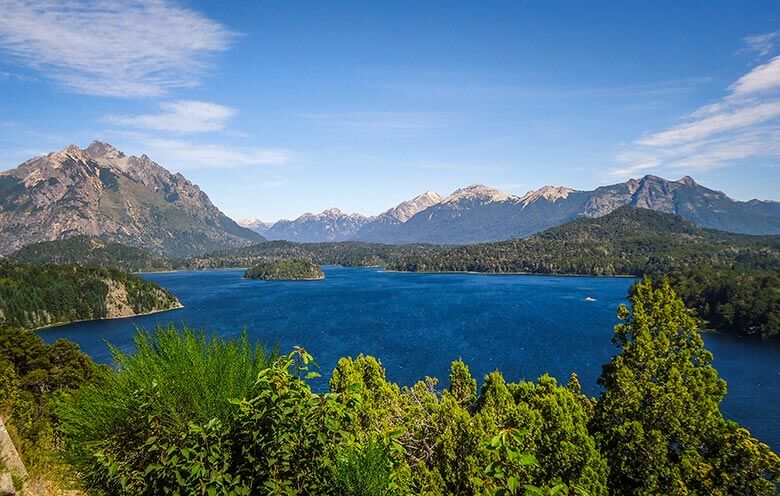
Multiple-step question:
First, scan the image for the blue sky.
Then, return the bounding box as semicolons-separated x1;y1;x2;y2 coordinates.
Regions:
0;1;778;220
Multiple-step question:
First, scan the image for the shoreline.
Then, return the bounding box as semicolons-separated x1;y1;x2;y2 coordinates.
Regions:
381;268;638;278
136;265;638;279
34;303;184;332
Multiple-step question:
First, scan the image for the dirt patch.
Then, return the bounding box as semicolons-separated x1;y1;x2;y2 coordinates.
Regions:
103;279;134;318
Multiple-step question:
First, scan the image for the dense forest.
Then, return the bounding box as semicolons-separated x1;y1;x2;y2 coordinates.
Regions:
7;236;174;273
2;281;777;494
244;259;325;280
7;237;442;272
180;240;443;270
388;207;780;338
0;263;180;329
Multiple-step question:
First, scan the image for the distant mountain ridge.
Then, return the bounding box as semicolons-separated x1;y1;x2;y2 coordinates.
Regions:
387;206;780;276
0;142;264;256
237;218;274;235
252;176;780;244
264;208;372;242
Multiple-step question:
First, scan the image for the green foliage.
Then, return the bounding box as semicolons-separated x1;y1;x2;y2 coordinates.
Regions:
7;235;174;273
56;326;276;494
231;348;359;495
182;240;443;270
329;356;608;495
592;278;780;495
244;259;325;280
655;267;779;337
330;439;395;496
0;262;179;329
0;326;102;480
478;428;539;495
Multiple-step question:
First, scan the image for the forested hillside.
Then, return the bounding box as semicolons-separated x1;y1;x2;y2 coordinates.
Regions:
0;263;181;329
389;207;780;337
181;240;443;270
7;236;174;272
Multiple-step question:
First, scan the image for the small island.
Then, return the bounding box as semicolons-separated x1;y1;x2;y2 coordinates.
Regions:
244;259;325;281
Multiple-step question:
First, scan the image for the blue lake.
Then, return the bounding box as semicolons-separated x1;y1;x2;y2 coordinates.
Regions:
39;266;780;450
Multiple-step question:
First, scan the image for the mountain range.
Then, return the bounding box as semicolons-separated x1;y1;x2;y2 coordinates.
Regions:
241;176;780;244
0;142;264;256
1;142;778;255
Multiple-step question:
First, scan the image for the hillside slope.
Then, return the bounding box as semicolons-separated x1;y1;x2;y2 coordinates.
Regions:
7;235;174;272
0;263;181;329
388;206;779;276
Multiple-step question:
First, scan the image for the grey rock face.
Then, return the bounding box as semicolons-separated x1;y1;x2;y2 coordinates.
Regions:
0;141;264;256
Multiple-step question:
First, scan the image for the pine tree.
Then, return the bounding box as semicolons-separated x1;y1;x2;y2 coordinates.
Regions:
592;278;779;495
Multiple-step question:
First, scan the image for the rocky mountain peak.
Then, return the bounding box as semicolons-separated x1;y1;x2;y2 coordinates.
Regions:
520;185;575;206
85;141;124;160
677;175;697;186
442;184;515;204
50;144;90;163
322;207;344;217
0;141;264;256
379;191;444;223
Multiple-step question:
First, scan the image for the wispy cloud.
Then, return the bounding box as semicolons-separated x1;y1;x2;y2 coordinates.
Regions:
105;100;237;133
741;31;780;58
300;112;461;129
0;70;35;82
612;33;780;178
0;0;235;97
136;137;292;170
636;101;780;147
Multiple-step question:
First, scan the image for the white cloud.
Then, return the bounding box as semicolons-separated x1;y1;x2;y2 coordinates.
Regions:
614;36;780;178
138;138;292;170
730;56;780;96
636;101;780;147
0;0;235;97
105;100;237;133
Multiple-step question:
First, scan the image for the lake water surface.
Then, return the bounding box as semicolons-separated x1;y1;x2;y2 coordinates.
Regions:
39;266;780;450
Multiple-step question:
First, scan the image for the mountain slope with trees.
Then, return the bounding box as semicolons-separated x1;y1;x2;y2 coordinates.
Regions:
7;235;174;273
0;263;181;329
389;207;780;337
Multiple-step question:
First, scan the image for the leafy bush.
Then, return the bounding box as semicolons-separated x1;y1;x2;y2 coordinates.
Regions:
56;325;276;493
330;439;395;496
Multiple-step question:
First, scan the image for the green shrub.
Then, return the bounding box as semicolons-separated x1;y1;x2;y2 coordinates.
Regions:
330;439;395;496
57;325;276;493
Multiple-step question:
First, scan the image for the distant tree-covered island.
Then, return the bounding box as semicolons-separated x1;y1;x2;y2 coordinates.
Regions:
244;259;325;280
